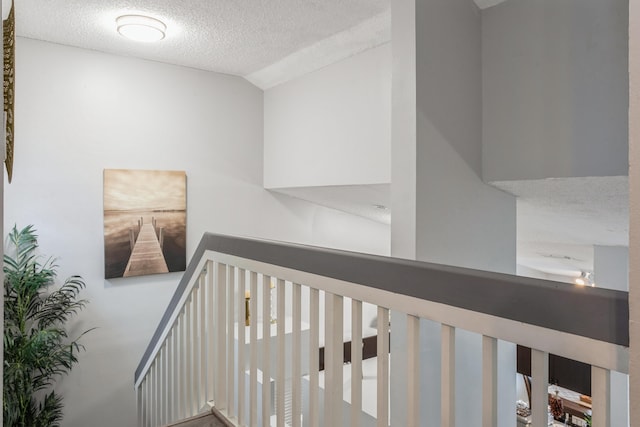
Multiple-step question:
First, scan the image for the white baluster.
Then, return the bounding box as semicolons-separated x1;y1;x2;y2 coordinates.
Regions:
309;288;320;427
482;336;498;427
167;330;174;423
228;266;236;418
263;275;272;426
151;362;157;427
160;344;166;426
277;278;286;427
173;324;180;423
351;299;363;427
376;307;389;427
186;297;194;416
250;271;258;427
531;349;549;427
406;314;420;427
199;275;207;407
592;366;611;426
142;378;148;427
152;362;157;426
292;283;302;427
216;263;228;410
325;293;344;426
180;312;187;419
441;324;455;427
207;260;215;403
238;268;247;426
192;286;200;415
137;383;143;427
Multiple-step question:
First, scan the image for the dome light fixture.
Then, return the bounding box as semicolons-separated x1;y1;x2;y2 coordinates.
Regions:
116;15;166;43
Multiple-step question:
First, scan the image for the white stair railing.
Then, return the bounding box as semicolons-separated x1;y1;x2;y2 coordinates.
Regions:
135;233;628;427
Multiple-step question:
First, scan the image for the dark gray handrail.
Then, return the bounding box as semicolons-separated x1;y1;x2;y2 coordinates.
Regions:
135;232;629;382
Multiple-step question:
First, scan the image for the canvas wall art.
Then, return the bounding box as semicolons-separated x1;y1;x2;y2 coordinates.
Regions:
104;169;186;279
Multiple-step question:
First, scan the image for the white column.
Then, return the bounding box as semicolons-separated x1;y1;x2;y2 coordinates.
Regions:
391;2;517;427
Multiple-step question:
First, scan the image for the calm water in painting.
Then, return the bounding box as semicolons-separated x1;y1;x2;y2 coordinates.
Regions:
104;210;186;279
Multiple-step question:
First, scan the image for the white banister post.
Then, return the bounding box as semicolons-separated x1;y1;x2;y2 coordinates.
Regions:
191;285;200;415
262;275;272;426
178;308;189;418
199;276;207;409
292;283;302;427
325;293;344;426
173;322;180;422
482;336;498;427
136;383;142;427
216;263;228;410
161;344;167;425
167;330;174;423
276;278;286;427
592;366;611;427
142;378;148;427
249;271;258;427
206;260;215;403
309;288;320;427
185;297;194;416
406;315;420;427
531;349;549;427
377;307;390;427
237;268;247;426
441;324;455;427
227;266;236;418
351;299;363;427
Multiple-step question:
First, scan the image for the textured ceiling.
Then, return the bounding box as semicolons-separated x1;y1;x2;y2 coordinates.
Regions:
493;176;628;278
14;0;390;78
13;0;506;88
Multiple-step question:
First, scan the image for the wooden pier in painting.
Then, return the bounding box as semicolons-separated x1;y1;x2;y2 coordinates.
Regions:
123;218;168;277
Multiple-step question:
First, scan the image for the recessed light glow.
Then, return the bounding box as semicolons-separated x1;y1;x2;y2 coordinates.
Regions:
575;278;585;286
117;15;166;42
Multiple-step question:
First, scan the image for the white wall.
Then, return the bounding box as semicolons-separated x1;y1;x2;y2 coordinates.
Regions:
5;38;389;427
482;0;628;182
264;43;391;189
594;245;629;291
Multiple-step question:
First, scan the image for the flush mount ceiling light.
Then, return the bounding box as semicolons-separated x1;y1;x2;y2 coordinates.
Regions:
116;15;166;42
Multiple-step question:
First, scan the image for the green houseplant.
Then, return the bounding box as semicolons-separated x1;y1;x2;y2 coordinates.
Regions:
3;225;92;426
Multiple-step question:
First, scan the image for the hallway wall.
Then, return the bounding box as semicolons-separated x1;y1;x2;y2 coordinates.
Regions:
5;38;389;427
